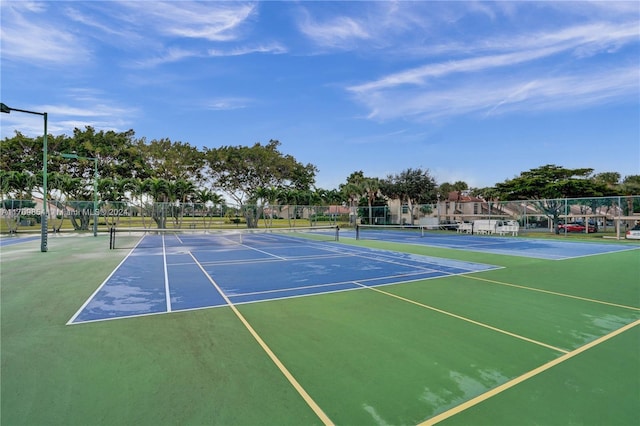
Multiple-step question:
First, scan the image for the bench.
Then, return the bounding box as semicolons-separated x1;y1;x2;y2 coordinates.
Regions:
496;221;520;236
457;222;473;234
474;220;500;235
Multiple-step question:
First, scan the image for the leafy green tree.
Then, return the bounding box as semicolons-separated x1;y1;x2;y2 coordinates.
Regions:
620;175;640;215
70;127;145;181
140;138;205;183
593;172;621;189
381;168;437;225
491;164;616;232
0;132;58;174
205;140;317;228
438;181;469;198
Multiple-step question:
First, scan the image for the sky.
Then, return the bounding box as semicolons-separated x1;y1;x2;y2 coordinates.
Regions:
1;0;639;191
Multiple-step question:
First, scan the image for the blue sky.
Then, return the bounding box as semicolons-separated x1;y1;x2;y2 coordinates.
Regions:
1;1;639;191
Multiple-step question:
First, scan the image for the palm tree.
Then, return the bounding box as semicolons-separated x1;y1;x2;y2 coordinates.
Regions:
0;170;9;202
317;188;345;225
362;177;380;225
193;188;225;229
47;172;70;232
118;178;143;222
254;186;282;227
53;174;88;231
341;182;363;226
278;188;305;227
2;171;36;232
142;178;170;228
303;190;322;225
7;170;36;201
164;179;193;228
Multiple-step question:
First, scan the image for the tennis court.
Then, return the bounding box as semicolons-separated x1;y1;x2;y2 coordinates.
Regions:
0;234;40;247
1;229;639;425
351;224;639;259
69;228;500;324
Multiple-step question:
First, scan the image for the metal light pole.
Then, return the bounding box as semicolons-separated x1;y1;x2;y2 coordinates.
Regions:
1;103;49;252
61;153;99;236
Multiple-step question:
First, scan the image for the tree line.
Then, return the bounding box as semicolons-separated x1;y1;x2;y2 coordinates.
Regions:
1;127;638;228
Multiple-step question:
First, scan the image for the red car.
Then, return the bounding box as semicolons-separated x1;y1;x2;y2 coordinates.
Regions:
558;223;597;233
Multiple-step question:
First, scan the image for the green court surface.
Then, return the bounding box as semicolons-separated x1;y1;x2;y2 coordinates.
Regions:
1;233;638;425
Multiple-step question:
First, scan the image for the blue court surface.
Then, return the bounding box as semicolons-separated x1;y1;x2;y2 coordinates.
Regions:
345;229;640;260
0;235;40;247
68;235;500;324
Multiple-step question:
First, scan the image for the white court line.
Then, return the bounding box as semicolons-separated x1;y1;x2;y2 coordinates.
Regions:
240;243;288;260
67;234;147;325
230;269;442;298
187;252;335;426
162;233;172;313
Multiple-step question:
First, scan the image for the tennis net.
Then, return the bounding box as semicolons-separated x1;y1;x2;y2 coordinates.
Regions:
355;224;459;241
109;225;340;250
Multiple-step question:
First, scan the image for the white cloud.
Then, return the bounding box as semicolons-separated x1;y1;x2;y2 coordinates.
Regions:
349;46;565;94
0;2;90;65
133;48;205;68
0;88;138;139
204;97;253;111
349;20;639;94
297;9;371;49
115;1;256;42
353;65;638;122
208;43;288;57
345;13;639;122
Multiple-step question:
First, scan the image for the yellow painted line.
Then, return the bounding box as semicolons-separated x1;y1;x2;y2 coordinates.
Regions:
419;319;640;425
462;274;640;311
360;284;569;354
189;253;334;426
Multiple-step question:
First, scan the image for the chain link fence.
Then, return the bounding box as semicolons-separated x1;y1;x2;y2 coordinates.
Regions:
2;195;639;237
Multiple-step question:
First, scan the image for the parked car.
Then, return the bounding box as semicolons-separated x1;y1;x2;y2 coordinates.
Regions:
626;224;640;240
558;222;597;233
